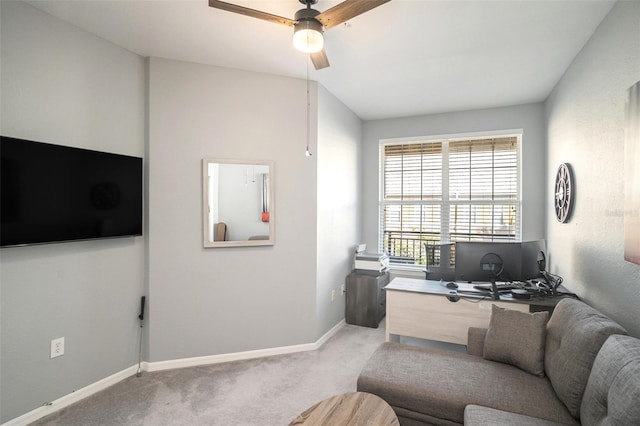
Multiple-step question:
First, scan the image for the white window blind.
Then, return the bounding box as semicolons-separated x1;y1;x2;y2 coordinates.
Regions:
380;135;521;267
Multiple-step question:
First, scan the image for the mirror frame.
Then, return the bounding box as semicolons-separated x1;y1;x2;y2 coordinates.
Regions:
202;158;275;248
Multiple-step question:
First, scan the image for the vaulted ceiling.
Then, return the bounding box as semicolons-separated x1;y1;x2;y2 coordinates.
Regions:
26;0;615;120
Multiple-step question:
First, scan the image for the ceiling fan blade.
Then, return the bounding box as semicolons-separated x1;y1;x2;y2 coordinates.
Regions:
310;48;330;70
316;0;391;30
208;0;296;27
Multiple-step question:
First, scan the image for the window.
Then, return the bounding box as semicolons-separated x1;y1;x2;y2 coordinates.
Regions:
379;134;521;268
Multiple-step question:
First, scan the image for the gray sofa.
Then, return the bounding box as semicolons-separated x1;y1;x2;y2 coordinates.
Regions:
357;298;640;425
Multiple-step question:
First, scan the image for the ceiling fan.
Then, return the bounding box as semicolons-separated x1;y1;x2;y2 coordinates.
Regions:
208;0;391;70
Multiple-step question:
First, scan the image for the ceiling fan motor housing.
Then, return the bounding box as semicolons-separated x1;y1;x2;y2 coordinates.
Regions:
293;7;324;53
294;7;322;26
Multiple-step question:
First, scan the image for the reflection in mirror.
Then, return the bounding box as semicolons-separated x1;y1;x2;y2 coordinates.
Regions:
203;158;274;247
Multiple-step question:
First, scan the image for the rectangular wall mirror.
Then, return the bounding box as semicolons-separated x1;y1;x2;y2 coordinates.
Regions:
202;158;274;247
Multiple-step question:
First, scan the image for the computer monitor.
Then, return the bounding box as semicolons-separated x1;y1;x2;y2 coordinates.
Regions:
454;240;548;283
521;239;547;280
454;241;522;283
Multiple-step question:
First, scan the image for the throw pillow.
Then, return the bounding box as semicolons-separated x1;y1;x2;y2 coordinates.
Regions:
483;305;549;376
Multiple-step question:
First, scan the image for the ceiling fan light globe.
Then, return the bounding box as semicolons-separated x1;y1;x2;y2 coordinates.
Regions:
293;21;324;53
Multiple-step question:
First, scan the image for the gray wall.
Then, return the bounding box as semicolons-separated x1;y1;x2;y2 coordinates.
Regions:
315;85;363;339
147;58;318;360
146;58;360;359
0;2;146;422
361;103;547;252
545;1;640;337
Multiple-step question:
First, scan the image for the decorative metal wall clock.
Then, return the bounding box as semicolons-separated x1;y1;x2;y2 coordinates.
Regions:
554;163;574;223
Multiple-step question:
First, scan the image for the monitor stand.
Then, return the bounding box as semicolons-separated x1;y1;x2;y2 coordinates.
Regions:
490;278;500;300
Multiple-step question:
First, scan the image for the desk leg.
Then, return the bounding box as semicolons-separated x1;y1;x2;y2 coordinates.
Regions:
385;322;389;341
385;315;389;341
385;316;400;342
387;333;400;343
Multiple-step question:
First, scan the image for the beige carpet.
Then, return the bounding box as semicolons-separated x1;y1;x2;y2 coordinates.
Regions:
31;323;386;425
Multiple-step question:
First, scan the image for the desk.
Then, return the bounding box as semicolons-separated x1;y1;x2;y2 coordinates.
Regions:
385;277;568;345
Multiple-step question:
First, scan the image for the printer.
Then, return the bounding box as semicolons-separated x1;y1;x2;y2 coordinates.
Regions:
353;244;389;275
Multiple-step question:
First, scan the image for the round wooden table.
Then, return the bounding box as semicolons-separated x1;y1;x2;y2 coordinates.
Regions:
289;391;399;425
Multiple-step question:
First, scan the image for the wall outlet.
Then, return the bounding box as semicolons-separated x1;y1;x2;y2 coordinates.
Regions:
331;289;336;301
50;337;65;358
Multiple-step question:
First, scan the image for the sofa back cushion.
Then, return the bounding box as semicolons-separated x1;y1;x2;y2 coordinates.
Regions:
544;298;627;419
580;335;640;425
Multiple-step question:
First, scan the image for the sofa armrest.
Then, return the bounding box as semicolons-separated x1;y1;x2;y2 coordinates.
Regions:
467;327;488;356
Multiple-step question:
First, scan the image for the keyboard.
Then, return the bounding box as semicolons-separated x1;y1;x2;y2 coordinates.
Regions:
473;283;521;292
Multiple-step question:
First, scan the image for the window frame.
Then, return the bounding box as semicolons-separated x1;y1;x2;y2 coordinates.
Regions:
378;131;523;270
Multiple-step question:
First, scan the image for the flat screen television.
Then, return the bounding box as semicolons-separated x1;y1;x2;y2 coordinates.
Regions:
1;136;143;247
454;240;546;283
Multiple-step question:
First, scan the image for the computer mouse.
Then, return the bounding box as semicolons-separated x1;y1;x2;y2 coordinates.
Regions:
446;282;458;289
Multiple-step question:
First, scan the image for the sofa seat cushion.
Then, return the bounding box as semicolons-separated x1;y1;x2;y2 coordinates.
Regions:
357;343;577;425
464;405;566;426
544;299;628;419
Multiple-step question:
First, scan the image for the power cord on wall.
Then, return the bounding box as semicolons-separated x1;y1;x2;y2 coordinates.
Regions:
136;296;145;378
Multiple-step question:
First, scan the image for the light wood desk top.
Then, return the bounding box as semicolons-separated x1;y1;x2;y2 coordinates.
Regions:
386;277;568;307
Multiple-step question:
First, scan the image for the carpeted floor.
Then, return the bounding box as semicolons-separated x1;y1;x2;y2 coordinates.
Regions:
31;323;387;426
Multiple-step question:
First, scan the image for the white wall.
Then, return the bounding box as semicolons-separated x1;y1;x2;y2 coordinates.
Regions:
362;103;547;252
0;2;146;422
545;1;640;336
315;85;363;338
147;58;318;361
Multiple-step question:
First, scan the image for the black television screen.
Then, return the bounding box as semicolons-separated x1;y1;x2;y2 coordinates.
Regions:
1;136;143;247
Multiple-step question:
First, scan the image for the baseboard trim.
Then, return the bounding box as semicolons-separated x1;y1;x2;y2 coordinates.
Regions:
316;319;346;348
2;320;346;426
147;319;346;372
2;365;139;426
